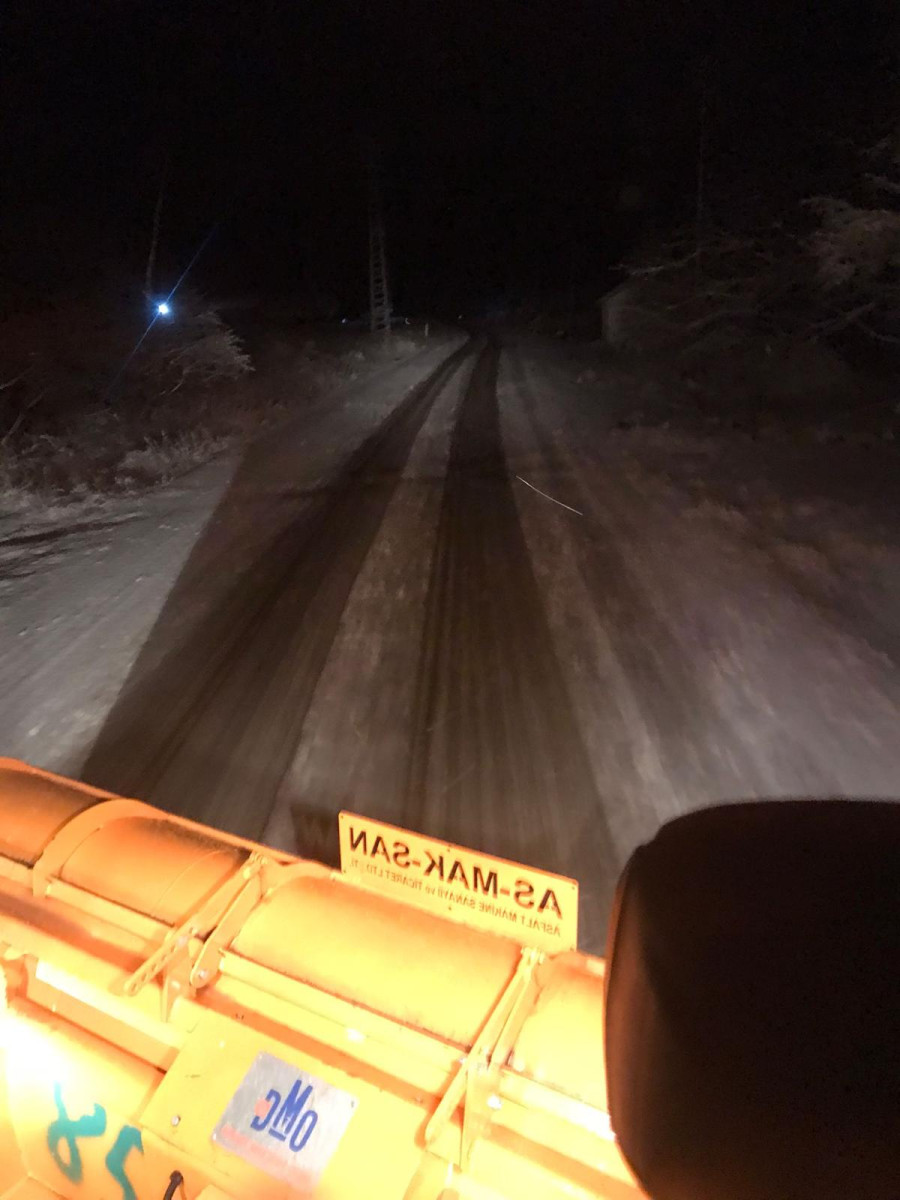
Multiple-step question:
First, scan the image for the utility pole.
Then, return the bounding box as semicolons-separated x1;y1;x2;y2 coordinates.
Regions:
694;77;708;266
368;151;392;335
693;54;716;271
145;156;169;300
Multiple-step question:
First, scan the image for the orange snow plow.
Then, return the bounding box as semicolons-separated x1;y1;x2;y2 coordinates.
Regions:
1;758;897;1200
0;759;638;1200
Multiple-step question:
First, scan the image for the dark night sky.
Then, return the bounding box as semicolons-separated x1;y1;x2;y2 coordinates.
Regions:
1;0;896;312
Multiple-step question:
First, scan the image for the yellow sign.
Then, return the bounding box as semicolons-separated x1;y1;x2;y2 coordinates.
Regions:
338;813;578;953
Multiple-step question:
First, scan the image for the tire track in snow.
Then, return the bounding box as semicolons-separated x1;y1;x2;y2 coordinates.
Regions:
82;343;472;837
405;341;617;949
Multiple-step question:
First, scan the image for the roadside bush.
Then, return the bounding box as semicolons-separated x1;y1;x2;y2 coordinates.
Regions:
0;290;433;512
613;224;811;358
606;159;900;439
0;288;256;506
805;139;900;349
128;290;253;397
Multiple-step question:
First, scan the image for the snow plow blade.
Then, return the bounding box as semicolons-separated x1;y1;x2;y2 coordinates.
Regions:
0;759;641;1199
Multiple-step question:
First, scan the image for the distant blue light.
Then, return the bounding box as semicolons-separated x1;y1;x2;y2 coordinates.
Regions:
156;301;171;316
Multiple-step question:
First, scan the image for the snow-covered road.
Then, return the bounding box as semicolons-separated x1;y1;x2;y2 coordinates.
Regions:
3;336;899;951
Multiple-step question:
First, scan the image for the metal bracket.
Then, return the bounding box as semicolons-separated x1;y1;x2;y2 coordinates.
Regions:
424;946;543;1169
122;854;328;1014
122;852;267;999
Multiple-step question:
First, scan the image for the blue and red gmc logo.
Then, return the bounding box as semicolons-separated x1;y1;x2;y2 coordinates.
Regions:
212;1051;357;1184
249;1078;318;1152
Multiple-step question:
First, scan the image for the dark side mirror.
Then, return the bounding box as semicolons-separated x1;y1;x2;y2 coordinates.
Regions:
604;800;900;1200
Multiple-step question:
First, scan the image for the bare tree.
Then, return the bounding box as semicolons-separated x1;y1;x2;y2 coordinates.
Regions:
618;223;802;356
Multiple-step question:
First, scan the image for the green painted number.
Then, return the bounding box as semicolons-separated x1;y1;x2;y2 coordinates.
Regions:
46;1082;107;1182
48;1083;142;1197
106;1124;144;1200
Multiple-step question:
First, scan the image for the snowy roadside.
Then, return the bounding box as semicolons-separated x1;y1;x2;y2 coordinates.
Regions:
0;336;464;778
529;343;900;674
600;428;900;673
503;347;900;869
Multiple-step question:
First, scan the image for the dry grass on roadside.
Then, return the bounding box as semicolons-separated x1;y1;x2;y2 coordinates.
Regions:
0;296;430;516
